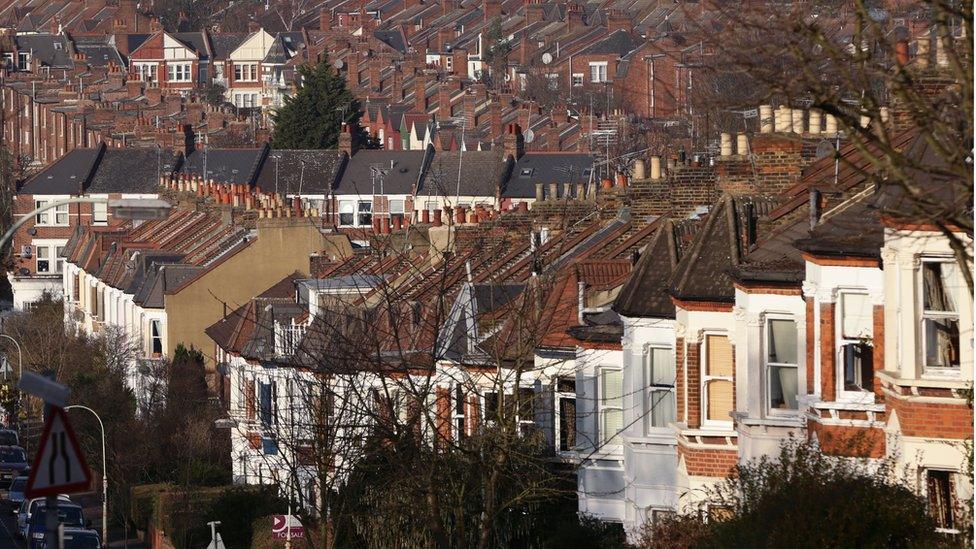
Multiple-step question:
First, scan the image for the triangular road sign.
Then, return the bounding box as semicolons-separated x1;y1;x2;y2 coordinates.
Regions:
25;408;92;499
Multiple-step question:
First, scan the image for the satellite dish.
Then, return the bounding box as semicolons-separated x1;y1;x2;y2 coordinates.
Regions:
814;140;834;159
523;129;535;143
541;52;553;65
333;59;344;69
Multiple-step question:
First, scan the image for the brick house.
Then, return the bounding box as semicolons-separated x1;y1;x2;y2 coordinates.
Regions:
127;31;210;92
9;144;179;309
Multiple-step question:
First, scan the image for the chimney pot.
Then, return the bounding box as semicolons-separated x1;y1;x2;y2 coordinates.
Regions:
759;105;774;133
916;37;930;68
825;114;838;135
535;182;544;201
549;182;558;199
650;156;662;180
433;209;442;227
791;109;804;134
633;158;646;179
809;110;823;134
736;134;749;156
719;133;732;157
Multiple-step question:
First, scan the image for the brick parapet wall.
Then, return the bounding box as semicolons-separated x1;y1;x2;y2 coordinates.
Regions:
884;391;973;440
678;441;738;477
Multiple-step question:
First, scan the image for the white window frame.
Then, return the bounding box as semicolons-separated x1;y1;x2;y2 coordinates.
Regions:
149;318;164;356
167;62;191;83
701;332;734;430
597;367;622;446
234;63;258;82
764;315;800;414
919;257;964;376
923;467;964;535
338;200;356;226
357;200;373;227
451;384;466;441
589;61;608;83
554;376;576;453
35;200;69;227
836;290;876;403
35;245;50;273
645;345;676;433
571;73;584;87
134;62;157;82
93;201;108;225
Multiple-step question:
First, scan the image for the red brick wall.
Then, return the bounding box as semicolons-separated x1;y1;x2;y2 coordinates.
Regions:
820;302;836;401
678;442;738;477
872;305;885;401
809;422;885;458
687;342;701;428
435;386;451;445
750;134;805;196
885;394;973;440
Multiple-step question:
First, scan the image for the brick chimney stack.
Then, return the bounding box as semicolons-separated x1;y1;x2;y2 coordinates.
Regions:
489;100;503;140
347;52;361;87
452;48;468;78
503;123;524;160
606;9;632;34
463;92;477;128
484;0;503;21
339;123;356;156
566;2;585;33
437;85;453;120
414;71;429;113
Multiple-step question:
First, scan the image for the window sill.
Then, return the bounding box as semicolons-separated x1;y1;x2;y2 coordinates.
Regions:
877;370;970;391
732;412;803;428
810;400;885;413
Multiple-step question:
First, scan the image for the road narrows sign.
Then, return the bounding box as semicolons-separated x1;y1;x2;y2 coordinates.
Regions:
25;407;92;499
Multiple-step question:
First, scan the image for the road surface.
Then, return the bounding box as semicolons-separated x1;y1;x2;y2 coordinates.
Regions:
0;503;25;548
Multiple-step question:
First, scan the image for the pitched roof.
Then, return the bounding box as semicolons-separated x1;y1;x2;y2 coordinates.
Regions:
613;218;680;318
179;147;267;184
20;145;181;196
669;196;741;303
503;153;595;198
254;149;344;195
334;149;431;195
418;150;511;197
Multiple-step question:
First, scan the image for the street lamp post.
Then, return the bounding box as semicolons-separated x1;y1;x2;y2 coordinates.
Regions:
0;197;172;252
65;405;107;546
0;334;24;451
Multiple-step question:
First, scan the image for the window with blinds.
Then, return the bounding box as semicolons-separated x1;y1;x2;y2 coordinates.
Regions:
704;335;733;425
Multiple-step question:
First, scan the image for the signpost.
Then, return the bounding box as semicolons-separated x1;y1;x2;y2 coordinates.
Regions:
19;373;93;549
24;407;92;498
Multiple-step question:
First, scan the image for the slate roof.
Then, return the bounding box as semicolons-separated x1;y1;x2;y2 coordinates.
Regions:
373;28;408;53
172;32;210;58
208;33;248;60
578;29;640;56
20;145;181;195
334;149;432;195
418;150;511;197
794;191;883;259
15;34;73;69
502;153;595;198
254;150;344;195
180;147;267;184
72;36;124;68
613;218;680;318
669;196;741;303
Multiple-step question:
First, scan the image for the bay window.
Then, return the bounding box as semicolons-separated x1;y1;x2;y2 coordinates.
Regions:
35;246;50;273
838;292;874;396
599;368;622;445
645;346;675;431
926;469;963;534
766;318;798;411
34;244;65;274
149;319;163;356
920;260;963;372
390;199;405;223
702;334;733;427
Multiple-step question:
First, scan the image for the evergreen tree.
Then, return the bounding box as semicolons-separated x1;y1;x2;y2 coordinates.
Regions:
272;58;364;149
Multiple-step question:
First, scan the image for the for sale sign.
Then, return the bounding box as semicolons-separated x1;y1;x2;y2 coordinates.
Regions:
272;515;305;539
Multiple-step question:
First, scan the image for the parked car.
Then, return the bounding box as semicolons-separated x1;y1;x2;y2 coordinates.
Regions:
0;445;28;484
26;501;86;548
36;527;101;549
18;496;71;539
0;429;19;446
6;475;27;512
